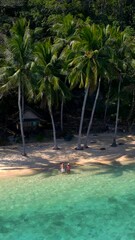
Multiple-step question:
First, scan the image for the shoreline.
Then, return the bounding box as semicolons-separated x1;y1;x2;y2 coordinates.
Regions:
0;133;135;178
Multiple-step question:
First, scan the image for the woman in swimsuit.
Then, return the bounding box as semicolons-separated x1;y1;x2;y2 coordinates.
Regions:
66;163;71;173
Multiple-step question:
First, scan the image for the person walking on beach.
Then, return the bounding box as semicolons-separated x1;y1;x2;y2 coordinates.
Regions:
66;163;71;174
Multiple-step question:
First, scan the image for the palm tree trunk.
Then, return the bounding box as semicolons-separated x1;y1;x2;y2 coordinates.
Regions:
84;77;101;148
49;106;59;150
104;80;111;125
76;83;90;150
60;98;64;132
21;85;24;120
18;82;26;156
127;89;135;132
111;76;122;147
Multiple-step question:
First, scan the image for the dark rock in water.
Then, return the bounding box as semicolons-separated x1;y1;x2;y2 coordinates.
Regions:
108;197;118;204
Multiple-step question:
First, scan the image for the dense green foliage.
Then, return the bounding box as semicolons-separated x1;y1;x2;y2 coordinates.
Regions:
0;0;135;148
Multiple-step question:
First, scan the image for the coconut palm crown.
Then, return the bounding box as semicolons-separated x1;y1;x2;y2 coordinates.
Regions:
0;18;33;155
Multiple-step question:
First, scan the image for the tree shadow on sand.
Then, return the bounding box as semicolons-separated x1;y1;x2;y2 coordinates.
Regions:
76;160;135;178
0;133;135;178
1;156;135;178
0;155;61;177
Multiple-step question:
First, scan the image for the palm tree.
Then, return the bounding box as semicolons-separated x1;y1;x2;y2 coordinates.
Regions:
84;77;101;148
103;78;112;125
111;75;122;147
68;23;109;149
52;14;78;133
0;18;33;156
34;40;69;149
109;27;134;146
83;24;114;148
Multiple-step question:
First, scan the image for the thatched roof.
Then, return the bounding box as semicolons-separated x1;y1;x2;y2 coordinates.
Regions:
23;111;40;121
23;107;41;121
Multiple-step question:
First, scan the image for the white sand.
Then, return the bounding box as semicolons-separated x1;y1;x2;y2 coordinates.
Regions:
0;133;135;178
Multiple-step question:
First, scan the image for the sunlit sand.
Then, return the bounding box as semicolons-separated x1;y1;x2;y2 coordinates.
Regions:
0;133;135;178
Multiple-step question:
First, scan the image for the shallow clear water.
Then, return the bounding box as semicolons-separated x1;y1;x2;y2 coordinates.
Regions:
0;165;135;240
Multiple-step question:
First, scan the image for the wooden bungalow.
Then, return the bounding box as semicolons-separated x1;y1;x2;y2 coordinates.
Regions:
16;107;43;132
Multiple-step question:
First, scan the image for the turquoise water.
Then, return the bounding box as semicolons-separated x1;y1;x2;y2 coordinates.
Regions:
0;165;135;240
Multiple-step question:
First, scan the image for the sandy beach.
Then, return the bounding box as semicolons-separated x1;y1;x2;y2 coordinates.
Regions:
0;133;135;178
